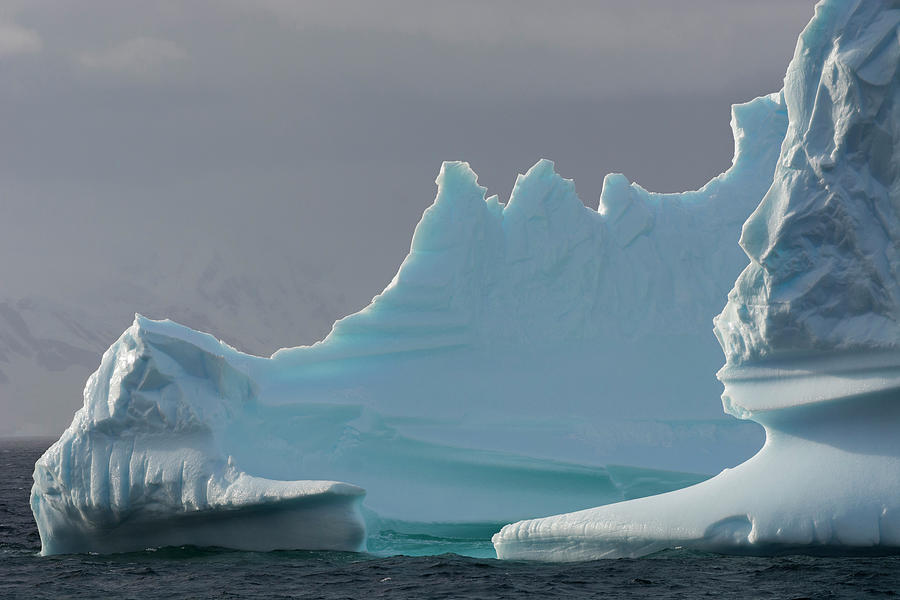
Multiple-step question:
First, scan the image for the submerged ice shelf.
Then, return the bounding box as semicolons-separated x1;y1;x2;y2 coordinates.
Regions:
494;0;900;561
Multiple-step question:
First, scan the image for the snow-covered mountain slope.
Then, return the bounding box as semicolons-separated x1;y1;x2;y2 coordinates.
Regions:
0;247;352;437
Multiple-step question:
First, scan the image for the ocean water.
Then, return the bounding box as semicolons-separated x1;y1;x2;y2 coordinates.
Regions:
4;439;900;599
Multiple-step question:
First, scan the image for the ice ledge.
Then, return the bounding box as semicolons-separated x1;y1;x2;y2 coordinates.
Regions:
717;351;900;419
212;466;365;510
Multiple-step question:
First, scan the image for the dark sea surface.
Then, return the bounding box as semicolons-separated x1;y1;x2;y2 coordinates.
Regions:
4;439;900;599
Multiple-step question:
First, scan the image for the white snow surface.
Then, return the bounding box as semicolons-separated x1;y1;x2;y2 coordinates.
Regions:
32;45;792;554
495;0;900;561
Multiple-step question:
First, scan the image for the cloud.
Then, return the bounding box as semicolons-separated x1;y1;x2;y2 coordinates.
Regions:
0;20;41;57
220;0;815;97
76;37;186;80
228;0;813;54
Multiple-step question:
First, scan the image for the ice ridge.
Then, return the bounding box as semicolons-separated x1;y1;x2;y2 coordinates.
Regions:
274;92;787;361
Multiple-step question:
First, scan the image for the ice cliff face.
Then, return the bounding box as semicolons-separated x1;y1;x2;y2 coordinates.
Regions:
495;0;900;561
715;0;900;366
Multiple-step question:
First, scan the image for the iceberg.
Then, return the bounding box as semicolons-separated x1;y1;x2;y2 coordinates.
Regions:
31;318;366;555
493;0;900;561
31;21;791;555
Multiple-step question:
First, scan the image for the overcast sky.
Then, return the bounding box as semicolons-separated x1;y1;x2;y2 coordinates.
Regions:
0;0;816;339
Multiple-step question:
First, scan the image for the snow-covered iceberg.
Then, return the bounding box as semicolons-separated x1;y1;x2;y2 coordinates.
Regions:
31;23;791;555
494;0;900;561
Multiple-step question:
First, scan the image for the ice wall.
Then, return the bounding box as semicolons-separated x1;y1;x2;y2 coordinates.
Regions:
495;0;900;561
32;63;790;554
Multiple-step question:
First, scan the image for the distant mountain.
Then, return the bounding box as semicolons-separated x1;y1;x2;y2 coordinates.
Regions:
0;249;356;436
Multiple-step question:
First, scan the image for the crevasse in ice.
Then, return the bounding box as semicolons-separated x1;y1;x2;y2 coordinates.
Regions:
31;22;793;557
494;0;900;561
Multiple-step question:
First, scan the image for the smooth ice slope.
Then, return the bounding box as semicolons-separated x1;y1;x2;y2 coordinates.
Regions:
494;0;900;561
33;67;790;554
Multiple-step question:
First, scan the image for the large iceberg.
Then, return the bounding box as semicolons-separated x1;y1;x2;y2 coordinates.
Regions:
31;20;791;556
494;0;900;561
